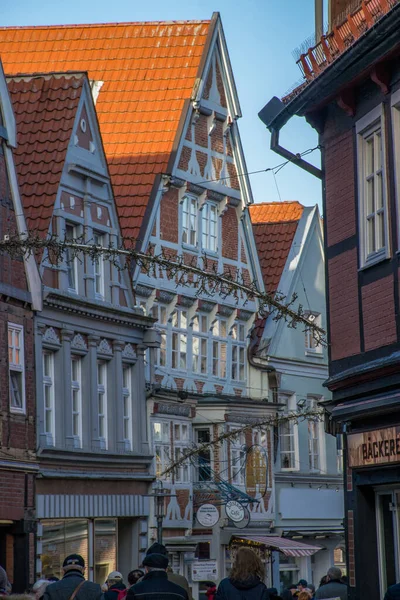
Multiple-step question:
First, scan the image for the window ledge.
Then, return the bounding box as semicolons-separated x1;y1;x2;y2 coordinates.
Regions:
305;351;324;359
182;242;198;253
9;408;26;416
359;251;389;271
202;249;219;258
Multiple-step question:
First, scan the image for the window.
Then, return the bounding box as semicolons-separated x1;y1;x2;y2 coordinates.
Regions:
182;196;198;246
337;448;344;474
152;304;167;367
307;397;321;472
231;323;246;381
122;365;133;449
43;352;55;443
71;357;82;446
171;310;187;370
97;361;107;448
196;428;212;482
65;224;78;292
279;421;296;470
357;107;387;266
192;314;208;374
8;323;25;413
212;318;227;379
202;202;218;252
93;232;105;299
231;431;246;485
153;421;171;480
173;423;190;483
305;312;322;354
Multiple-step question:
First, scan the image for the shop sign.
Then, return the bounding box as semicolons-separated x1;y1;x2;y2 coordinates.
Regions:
348;425;400;467
225;500;245;523
191;560;218;582
196;504;219;527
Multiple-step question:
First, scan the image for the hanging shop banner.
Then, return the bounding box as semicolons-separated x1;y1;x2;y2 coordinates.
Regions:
246;445;268;497
191;560;218;582
196;504;220;527
233;505;251;529
226;500;245;523
348;425;400;467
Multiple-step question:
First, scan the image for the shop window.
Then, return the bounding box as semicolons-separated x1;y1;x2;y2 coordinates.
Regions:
279;555;300;593
94;519;117;584
41;519;89;580
8;323;25;414
195;542;211;560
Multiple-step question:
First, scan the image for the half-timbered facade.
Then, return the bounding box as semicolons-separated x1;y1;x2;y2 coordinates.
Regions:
259;1;400;598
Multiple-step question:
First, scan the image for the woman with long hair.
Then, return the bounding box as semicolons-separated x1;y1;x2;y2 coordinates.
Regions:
215;547;270;600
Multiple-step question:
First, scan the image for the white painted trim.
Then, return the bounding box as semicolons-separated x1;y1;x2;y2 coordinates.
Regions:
355;103;390;267
4;145;43;310
0;61;16;147
391;90;400;251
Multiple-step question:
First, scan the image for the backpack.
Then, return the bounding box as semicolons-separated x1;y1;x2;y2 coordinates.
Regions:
116;589;128;600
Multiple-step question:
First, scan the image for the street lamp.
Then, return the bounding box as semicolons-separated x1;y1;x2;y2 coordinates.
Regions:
154;481;166;545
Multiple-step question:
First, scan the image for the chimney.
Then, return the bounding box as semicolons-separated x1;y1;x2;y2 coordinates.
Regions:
315;0;324;41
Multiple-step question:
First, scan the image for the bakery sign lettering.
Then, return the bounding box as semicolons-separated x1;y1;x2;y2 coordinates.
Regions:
348;426;400;467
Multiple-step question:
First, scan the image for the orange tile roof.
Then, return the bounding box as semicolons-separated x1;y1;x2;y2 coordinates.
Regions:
7;73;84;235
249;202;304;294
0;20;212;240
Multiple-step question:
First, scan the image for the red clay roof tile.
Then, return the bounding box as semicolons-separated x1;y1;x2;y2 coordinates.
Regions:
0;20;211;240
249;202;304;294
7;74;84;235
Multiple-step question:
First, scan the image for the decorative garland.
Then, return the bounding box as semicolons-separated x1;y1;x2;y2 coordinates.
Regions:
0;233;326;345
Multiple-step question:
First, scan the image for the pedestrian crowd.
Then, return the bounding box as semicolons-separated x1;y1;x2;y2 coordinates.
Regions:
1;545;399;600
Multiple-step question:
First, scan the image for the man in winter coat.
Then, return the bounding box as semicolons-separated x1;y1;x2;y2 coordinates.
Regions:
127;546;188;600
315;567;347;600
385;583;400;600
44;554;102;600
104;572;126;600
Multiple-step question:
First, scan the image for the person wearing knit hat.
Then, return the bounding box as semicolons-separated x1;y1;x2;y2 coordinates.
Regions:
43;554;102;600
143;543;192;598
104;572;126;600
127;543;188;600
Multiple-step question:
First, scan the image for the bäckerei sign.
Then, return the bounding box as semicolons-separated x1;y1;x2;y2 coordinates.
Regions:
348;426;400;467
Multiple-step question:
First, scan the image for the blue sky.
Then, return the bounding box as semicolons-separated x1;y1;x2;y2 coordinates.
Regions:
1;0;324;210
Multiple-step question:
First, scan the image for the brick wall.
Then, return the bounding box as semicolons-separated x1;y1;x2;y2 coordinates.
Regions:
362;274;397;351
328;248;361;360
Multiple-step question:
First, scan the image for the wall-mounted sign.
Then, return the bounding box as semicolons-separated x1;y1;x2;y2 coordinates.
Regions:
196;504;219;527
191;560;218;582
233;505;251;529
226;500;245;523
348;425;400;468
246;445;267;497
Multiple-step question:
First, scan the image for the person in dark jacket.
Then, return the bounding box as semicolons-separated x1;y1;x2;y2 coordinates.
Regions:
43;554;102;600
104;572;126;600
384;583;400;600
127;547;188;600
281;585;297;600
215;547;270;600
314;567;347;600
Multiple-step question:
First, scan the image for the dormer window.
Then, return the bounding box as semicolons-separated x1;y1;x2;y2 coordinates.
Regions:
182;196;198;247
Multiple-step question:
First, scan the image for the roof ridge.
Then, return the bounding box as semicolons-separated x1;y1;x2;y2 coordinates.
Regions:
7;71;87;80
0;19;211;31
251;200;303;207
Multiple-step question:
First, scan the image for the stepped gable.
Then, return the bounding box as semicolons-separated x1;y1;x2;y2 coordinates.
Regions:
0;20;212;241
7;73;84;235
249;201;304;294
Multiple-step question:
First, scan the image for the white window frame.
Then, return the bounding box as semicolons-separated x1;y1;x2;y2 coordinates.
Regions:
304;312;323;355
231;430;246;486
182;195;198;247
192;314;208;375
278;394;300;472
201;201;218;253
122;364;133;449
151;304;168;367
65;223;78;293
391;89;400;248
307;395;326;473
8;323;25;414
97;361;108;449
212;318;227;379
152;420;171;480
43;351;55;444
356;104;389;267
93;231;105;299
173;422;190;483
171;309;188;371
195;427;213;482
231;323;246;381
71;356;82;447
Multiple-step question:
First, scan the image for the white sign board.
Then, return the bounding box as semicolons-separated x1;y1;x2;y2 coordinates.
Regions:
226;500;245;523
196;503;219;527
191;560;218;582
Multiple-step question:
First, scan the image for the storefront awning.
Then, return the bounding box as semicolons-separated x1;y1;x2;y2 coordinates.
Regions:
233;535;322;557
